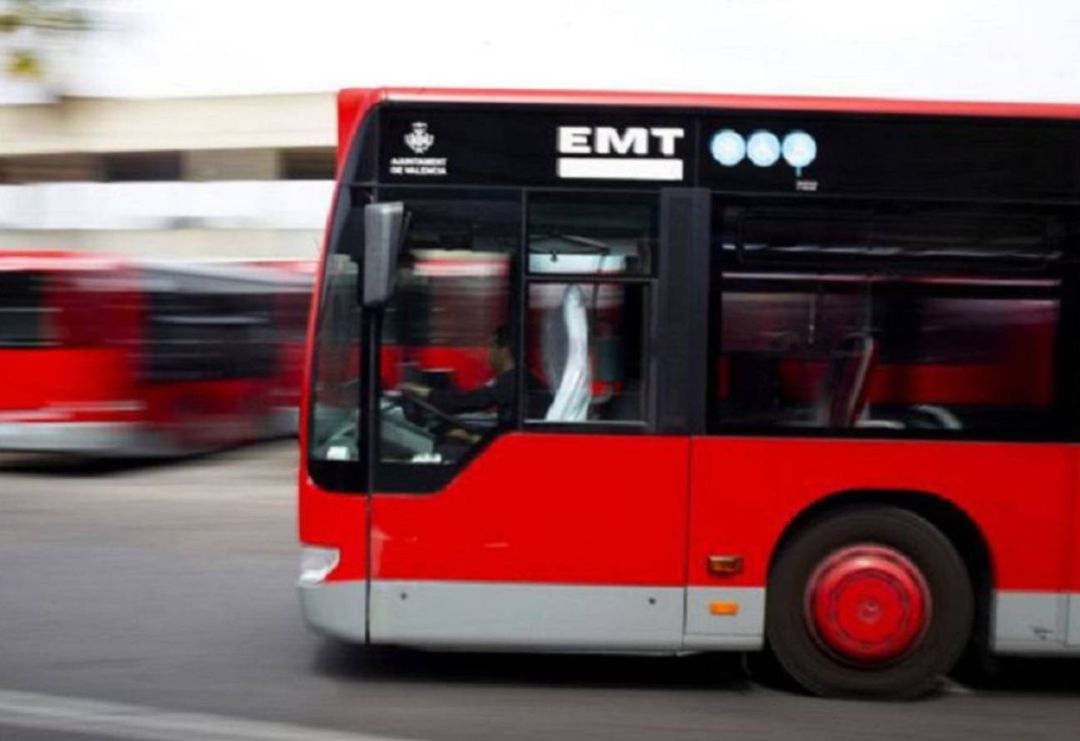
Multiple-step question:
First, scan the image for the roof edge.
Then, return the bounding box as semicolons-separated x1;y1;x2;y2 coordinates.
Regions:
342;86;1080;120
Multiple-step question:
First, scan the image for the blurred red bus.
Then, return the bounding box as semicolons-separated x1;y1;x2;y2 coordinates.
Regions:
237;258;319;430
0;252;312;457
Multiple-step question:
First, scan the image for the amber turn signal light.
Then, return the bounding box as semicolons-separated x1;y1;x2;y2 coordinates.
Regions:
709;601;740;616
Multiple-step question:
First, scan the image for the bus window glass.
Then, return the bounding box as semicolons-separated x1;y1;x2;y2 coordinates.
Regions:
308;253;362;461
525;194;654;426
712;204;1066;438
715;275;1060;436
378;192;518;470
144;288;276;382
526;281;648;423
528;193;656;276
0;273;49;348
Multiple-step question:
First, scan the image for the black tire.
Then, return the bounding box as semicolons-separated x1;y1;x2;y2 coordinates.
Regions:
765;505;974;699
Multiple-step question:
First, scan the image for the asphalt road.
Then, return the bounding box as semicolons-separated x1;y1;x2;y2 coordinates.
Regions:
2;442;1080;740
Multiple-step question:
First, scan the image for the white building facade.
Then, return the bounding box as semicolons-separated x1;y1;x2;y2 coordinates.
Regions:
0;93;335;258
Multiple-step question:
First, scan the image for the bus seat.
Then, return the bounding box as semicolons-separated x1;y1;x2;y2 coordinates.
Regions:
544;284;591;422
819;334;879;428
910;404;962;430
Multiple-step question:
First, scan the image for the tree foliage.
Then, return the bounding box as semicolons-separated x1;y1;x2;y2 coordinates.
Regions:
0;0;89;80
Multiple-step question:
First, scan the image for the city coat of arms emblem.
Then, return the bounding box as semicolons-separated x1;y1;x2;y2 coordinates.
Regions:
404;122;435;154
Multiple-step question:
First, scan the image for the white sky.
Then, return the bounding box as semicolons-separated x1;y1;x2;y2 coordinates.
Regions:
3;0;1080;102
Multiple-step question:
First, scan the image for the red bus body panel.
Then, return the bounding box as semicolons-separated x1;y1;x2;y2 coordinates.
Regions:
688;438;1073;591
299;476;368;581
370;434;689;585
0;349;136;422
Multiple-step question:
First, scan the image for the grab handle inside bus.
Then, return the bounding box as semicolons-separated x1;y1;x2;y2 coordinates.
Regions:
363;201;406;307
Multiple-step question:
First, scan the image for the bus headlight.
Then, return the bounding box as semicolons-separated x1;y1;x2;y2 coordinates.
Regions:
299;546;340;586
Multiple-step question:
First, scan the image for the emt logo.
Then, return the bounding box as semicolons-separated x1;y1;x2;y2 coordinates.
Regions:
556;125;685;181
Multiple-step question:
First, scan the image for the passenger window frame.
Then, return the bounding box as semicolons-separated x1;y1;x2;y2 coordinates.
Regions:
707;199;1071;442
520;190;659;434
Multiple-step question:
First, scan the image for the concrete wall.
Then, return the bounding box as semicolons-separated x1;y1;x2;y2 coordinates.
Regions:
0;180;333;258
0;93;335;156
0;229;323;259
0;94;336;259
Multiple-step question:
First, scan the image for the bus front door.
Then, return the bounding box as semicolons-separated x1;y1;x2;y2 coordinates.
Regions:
364;189;691;651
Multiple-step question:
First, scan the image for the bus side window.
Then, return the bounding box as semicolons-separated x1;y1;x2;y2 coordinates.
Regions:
525;193;656;427
525;281;648;424
711;205;1065;439
714;275;1061;438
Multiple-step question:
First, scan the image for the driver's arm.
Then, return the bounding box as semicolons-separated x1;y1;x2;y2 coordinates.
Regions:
401;373;511;416
427;381;501;415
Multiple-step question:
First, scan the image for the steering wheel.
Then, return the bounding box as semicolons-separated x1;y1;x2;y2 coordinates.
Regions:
396;391;486;433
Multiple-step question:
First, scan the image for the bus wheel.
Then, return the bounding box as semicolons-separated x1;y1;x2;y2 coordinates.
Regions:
765;506;973;699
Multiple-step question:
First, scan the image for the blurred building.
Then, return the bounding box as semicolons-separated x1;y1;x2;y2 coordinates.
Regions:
0;93;335;258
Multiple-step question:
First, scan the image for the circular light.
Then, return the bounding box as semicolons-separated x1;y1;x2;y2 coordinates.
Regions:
746;130;781;167
782;130;817;171
709;129;746;167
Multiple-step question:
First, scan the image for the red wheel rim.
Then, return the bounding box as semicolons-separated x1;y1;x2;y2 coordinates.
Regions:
805;544;931;664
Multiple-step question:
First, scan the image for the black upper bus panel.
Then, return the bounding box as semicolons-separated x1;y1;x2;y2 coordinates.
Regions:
365;103;1080;203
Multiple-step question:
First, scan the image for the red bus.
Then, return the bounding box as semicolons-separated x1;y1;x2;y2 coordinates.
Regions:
0;252;312;456
298;88;1080;698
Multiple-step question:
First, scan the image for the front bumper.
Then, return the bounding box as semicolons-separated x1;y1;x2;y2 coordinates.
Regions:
298;579;368;643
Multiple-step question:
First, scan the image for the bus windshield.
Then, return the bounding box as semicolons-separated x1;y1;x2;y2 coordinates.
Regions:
308;252;362;462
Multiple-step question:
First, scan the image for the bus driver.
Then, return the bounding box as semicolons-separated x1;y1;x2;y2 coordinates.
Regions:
398;326;550;431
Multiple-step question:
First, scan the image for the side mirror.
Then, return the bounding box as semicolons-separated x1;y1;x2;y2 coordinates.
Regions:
362;202;406;307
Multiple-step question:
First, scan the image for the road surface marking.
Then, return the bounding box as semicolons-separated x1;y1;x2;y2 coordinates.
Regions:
0;689;414;741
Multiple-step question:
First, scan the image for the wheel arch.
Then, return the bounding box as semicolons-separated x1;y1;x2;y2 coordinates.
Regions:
768;489;994;652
